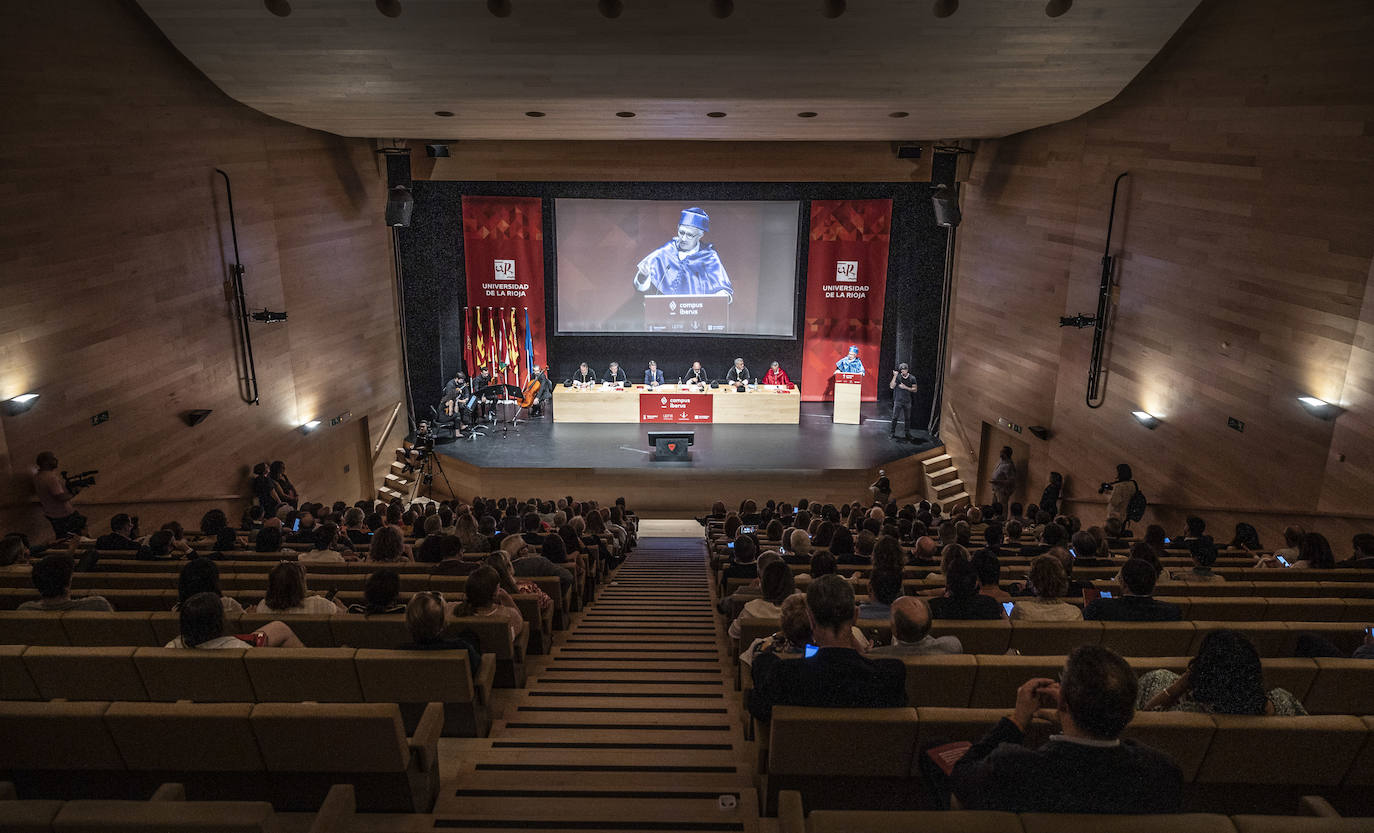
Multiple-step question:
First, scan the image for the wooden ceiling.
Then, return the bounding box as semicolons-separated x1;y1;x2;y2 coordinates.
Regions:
137;0;1200;141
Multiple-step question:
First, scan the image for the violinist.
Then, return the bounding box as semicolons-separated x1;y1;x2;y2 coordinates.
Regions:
526;364;553;417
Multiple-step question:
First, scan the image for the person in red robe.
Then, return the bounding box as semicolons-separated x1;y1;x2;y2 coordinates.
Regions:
762;361;791;386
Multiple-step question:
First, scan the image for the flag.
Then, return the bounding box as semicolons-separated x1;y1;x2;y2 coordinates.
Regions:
508;306;519;377
496;307;507;372
473;306;485;369
487;307;497;374
463;307;473;375
524;307;534;379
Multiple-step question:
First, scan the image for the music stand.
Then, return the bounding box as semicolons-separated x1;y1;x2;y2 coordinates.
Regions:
475;384;522;438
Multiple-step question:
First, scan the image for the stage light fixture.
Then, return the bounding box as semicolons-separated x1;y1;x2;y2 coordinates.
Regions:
4;393;39;416
1297;395;1343;420
425;143;452;157
387;185;414;228
1131;410;1161;430
299;419;322;435
249;309;289;323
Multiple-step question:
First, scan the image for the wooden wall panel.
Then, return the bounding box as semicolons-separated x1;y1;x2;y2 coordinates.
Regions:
941;0;1374;547
0;1;405;540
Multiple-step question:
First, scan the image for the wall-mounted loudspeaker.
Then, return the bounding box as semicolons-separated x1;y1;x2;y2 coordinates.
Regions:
932;184;961;228
182;409;213;428
386;186;414;228
1028;425;1051;441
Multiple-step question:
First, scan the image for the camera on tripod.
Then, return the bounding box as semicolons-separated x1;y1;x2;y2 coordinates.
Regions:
62;469;98;493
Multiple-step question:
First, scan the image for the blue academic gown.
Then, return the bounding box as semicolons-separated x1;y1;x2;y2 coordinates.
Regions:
636;242;732;297
836;356;865;374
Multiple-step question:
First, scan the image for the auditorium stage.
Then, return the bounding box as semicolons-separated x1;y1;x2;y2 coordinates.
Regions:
427;402;943;515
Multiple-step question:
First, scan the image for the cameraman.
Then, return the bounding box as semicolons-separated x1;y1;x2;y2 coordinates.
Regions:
32;452;84;541
1099;463;1138;525
396;421;435;473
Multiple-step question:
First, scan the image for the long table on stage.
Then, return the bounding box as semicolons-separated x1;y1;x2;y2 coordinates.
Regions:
552;384;801;424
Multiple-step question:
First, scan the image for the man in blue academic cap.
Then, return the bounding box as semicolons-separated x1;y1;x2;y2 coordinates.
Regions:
633;207;733;298
836;345;865;374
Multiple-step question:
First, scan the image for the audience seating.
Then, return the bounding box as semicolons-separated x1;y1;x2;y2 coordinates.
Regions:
0;781;355;833
775;790;1374;833
0;700;442;812
762;706;1374;815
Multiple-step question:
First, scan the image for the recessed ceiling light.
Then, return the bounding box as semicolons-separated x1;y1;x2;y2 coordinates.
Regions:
932;0;958;18
1045;0;1073;17
797;112;818;118
889;111;910;118
822;0;847;18
525;111;546;118
598;0;623;18
434;110;454;118
615;111;635;118
709;0;734;19
1131;410;1162;429
488;0;512;17
264;0;292;17
706;112;727;118
375;0;402;18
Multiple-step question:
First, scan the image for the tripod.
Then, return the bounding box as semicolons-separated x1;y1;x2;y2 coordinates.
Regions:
411;449;455;501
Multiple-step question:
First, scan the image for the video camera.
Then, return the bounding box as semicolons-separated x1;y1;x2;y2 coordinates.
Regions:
413;422;436;454
62;469;98;493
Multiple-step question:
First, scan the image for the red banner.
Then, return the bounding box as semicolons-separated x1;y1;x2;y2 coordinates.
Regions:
800;199;892;402
462;196;546;379
639;392;714;423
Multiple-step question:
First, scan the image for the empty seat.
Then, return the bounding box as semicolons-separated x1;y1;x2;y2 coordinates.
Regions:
60;611;158;647
1263;598;1345;622
327;613;412;649
767;706;920;813
930;621;1011;654
1196;715;1368;786
354;648;496;737
133;647;255;702
1257;658;1319;704
0;701;125;798
1020;814;1238;833
0;645;40;700
1007;621;1102;656
23;647;147;702
0;612;69;646
1119;711;1217;782
900;654;978;708
968;655;1065;709
241;647;362;702
1186;598;1269;621
1305;658;1374;717
1098;621;1196;656
1343;715;1374;787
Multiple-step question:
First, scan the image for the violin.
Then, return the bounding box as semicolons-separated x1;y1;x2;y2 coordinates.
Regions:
517;377;542;409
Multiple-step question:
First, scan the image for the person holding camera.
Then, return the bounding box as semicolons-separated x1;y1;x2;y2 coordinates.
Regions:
32;452;85;541
1099;463;1139;524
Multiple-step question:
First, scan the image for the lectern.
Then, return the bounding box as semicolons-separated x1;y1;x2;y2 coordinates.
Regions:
833;372;863;425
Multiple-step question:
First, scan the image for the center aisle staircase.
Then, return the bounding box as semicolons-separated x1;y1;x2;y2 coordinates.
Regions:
429;538;759;833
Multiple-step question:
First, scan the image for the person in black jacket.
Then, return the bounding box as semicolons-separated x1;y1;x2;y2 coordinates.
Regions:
1039;471;1063;518
603;362;627;384
1083;558;1182;622
94;514;141;550
748;575;905;723
949;645;1183;813
572;362;598;386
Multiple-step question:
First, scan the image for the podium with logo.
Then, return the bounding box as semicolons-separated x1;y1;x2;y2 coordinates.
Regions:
833;372;863;425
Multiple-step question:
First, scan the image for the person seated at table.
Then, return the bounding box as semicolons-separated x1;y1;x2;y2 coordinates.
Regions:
684;361;709;384
644;360;664;386
572;362;598;386
603;361;627;384
762;361;791;385
835;345;865;374
725;357;750;384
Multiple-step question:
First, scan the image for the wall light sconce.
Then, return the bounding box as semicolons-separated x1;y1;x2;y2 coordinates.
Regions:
1297;396;1343;420
1131;410;1161;429
4;393;40;416
299;419;322;435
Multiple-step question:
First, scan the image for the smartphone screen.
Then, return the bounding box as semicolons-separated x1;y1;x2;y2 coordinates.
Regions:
1164;537;1172;544
1101;591;1113;599
793;508;799;514
803;644;819;658
1365;626;1374;638
740;526;755;534
727;542;735;550
1002;602;1015;616
1068;547;1077;558
1277;555;1290;567
292;518;300;532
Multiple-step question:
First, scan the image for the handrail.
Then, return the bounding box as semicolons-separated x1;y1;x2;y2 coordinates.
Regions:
945;402;977;468
372;400;403;464
215;168;260;405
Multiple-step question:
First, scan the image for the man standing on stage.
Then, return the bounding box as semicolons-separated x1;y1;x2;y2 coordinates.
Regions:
726;357;750;385
528;364;553;418
604;362;627;384
632;207;732;298
889;362;918;441
644;360;665;387
684;361;709;385
836;345;865;374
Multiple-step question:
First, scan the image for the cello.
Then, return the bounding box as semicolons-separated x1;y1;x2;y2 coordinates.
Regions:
517;376;542;409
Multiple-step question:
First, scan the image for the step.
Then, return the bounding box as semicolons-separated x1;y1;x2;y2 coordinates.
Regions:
942;491;972;510
921;453;952;469
377;486;403;500
927;466;959;486
384;473;410;487
933;478;964;497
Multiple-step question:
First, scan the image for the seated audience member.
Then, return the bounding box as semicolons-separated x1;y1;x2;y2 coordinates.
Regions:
928;557;1006;620
1138;629;1307;715
341;507;371;547
1293;630;1374;661
1010;555;1083;621
1069;530;1114;566
175;557;243;615
347;569;406;615
1083;558;1182;622
748;575;905;723
454;512;489;555
783;528;812;564
971;550;1011;604
136;528;194;561
166;592;303;649
299;523;350;562
0;534;31;569
871;597;961;656
1340;532;1374;568
19;554;114;611
1229;522;1263;553
252;561;347;614
728;560;797;640
367;525;411;563
829;527;863;564
1169;537;1225;583
209;527;240;557
1118;541;1166;584
95;513;141;550
717;534;760;596
255;525;286;554
1271;524;1305;565
950;645;1183;813
911;535;939;564
741;594;811;667
1267;531;1336;569
459;564;524;642
500;534;574;597
397;591;481;669
857;566;903;621
1172;515;1208;547
796;550;838;583
485;551;553;614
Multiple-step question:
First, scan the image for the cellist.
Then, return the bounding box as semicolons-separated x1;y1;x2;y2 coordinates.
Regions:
524;363;553;418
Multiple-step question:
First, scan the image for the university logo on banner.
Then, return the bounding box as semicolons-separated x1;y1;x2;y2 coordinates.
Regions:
494;259;516;281
835;260;858;283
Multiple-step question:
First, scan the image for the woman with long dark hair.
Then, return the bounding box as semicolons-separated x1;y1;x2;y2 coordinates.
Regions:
1138;629;1306;715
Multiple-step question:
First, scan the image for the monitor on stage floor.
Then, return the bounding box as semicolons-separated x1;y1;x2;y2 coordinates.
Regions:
554;198;801;338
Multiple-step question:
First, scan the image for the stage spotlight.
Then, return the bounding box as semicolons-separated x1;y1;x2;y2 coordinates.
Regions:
425;143;452;157
299;419;322;435
1297;395;1344;420
387;185;414;228
249;309;288;323
182;409;213;428
1131;410;1162;430
4;393;39;416
598;0;623;19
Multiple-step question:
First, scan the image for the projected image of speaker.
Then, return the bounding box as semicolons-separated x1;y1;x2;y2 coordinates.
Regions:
387;185;413;228
648;430;694;461
932;184;961;228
